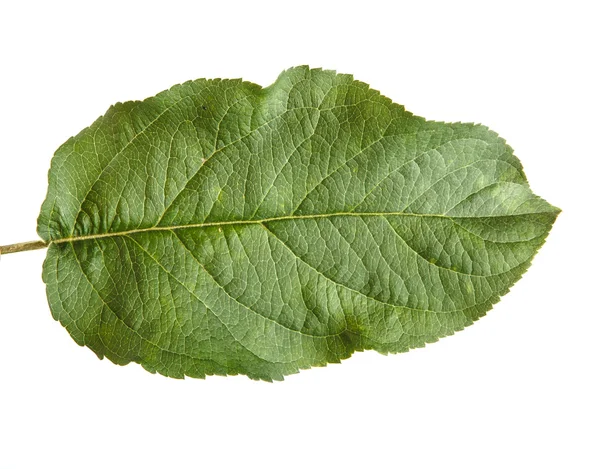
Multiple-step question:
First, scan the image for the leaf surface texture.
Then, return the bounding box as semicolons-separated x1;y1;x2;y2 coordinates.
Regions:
38;67;559;380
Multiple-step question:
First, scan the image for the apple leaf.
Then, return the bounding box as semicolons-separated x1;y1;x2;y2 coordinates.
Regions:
36;66;559;380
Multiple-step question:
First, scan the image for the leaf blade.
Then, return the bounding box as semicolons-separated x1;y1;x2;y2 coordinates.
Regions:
38;66;559;380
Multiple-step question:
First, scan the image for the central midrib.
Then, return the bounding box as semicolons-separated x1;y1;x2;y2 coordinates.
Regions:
51;211;449;245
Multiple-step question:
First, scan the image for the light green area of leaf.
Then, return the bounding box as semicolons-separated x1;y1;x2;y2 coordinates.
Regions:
37;66;559;380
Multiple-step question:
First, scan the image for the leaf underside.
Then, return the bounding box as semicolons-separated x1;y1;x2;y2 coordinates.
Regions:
37;66;559;381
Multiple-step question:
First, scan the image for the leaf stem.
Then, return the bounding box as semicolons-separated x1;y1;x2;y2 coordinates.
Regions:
0;240;48;256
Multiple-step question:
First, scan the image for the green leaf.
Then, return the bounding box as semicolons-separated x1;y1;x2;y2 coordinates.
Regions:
37;66;559;381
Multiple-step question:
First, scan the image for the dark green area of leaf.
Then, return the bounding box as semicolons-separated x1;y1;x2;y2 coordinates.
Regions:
38;66;559;380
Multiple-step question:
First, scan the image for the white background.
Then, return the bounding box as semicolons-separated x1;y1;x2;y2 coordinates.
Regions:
0;1;597;468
